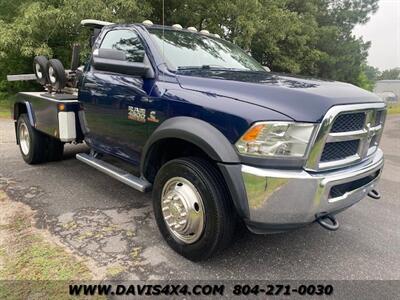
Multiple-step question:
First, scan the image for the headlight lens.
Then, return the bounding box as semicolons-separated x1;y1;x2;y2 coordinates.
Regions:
235;122;316;158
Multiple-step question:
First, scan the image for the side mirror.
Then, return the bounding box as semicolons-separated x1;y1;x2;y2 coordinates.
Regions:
263;66;271;72
92;48;153;78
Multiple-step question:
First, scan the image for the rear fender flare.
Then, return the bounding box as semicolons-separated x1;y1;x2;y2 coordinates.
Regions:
14;101;36;143
14;101;35;126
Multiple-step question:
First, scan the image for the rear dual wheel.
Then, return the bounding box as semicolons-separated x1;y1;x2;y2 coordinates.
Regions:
153;157;236;261
17;114;64;164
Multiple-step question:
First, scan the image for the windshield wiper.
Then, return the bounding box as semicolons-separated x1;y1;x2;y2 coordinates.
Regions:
176;65;267;74
177;65;246;71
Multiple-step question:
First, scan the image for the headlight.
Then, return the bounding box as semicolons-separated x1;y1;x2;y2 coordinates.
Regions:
235;122;316;158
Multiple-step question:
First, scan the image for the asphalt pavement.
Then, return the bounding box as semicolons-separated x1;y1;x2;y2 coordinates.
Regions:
0;116;399;280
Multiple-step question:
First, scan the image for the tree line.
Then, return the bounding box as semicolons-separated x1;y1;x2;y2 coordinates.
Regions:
0;0;391;92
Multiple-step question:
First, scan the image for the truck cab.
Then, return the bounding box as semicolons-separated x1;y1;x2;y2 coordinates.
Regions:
12;20;386;261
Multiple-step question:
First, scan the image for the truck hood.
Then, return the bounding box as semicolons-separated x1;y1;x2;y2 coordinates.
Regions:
176;71;383;122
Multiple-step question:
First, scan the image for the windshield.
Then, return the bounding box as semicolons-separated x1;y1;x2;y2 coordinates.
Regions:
148;28;265;72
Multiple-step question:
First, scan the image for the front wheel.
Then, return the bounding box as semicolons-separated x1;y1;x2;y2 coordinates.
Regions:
153;157;236;261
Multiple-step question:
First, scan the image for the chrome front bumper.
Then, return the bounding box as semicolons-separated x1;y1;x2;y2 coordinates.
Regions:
241;149;384;233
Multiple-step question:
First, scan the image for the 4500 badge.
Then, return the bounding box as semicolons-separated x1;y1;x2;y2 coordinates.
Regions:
128;106;159;123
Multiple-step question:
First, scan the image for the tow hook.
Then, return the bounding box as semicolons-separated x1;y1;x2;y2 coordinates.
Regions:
368;189;381;200
316;214;339;231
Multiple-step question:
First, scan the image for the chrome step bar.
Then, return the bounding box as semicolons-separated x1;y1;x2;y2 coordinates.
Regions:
76;153;151;192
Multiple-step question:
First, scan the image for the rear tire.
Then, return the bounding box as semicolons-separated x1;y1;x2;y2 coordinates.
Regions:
17;114;64;164
17;114;46;164
153;157;236;261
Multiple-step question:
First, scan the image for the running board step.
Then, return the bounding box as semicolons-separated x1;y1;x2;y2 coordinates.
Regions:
76;153;151;192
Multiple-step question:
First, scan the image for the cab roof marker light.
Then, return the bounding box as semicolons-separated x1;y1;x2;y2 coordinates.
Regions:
172;24;183;30
187;27;198;32
214;34;221;38
142;20;153;26
200;30;210;35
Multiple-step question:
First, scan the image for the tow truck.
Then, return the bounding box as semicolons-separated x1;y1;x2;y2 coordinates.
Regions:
8;19;386;261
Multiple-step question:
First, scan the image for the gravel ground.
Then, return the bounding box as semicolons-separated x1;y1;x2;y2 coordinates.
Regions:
0;116;399;281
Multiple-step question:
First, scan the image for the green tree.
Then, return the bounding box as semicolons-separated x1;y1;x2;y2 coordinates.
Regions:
378;68;400;80
0;0;151;92
0;0;381;92
363;65;381;82
251;0;322;74
298;0;378;85
357;64;380;91
355;64;380;91
147;0;262;48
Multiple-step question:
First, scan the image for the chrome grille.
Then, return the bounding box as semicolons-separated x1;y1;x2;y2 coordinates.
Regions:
321;140;360;162
331;112;365;132
369;135;378;148
374;110;384;126
306;103;386;171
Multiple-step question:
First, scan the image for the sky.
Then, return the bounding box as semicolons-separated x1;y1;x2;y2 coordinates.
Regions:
353;0;400;71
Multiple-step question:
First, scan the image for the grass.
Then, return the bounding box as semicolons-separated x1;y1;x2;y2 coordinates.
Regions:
0;92;16;119
0;191;94;299
387;103;400;115
2;237;90;281
106;265;125;277
0;211;91;280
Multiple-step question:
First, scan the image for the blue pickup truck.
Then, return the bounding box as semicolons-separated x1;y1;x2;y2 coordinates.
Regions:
11;20;386;261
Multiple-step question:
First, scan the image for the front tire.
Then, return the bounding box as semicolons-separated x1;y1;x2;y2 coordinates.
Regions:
153;157;236;261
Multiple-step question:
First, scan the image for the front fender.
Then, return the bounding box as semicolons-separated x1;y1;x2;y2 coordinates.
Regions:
141;116;250;218
141;117;240;173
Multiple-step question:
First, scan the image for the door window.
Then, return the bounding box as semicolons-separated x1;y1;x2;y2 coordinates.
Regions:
100;29;145;63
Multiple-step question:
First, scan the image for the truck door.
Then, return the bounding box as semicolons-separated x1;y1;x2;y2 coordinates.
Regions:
79;29;153;166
